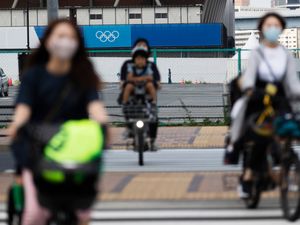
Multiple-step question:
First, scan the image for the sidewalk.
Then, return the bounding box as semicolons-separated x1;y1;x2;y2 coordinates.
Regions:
0;171;278;203
0;126;228;151
112;126;228;149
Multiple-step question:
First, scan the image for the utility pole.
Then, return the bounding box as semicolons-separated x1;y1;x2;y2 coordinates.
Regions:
47;0;59;24
26;0;30;50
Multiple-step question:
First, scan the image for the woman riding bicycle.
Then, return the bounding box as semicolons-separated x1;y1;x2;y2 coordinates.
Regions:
226;13;300;197
7;19;109;225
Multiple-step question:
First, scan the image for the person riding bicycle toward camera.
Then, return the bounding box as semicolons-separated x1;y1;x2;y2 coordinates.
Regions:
7;19;109;225
119;38;161;151
225;13;300;198
120;38;161;105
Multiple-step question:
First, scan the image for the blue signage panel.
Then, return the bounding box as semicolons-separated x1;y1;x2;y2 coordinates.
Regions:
131;24;223;47
34;25;131;48
34;23;223;48
82;25;131;48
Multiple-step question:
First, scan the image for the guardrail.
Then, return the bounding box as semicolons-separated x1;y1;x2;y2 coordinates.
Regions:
0;104;230;125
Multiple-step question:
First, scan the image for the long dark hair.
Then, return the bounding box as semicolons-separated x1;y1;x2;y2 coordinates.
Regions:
27;19;101;90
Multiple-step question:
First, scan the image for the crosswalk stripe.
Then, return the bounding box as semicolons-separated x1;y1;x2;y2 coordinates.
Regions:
0;209;284;221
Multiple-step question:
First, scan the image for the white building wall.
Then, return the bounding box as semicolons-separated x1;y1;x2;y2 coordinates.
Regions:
0;10;12;26
11;10;24;26
58;9;69;18
181;7;188;23
91;57;230;83
142;8;155;24
28;10;38;26
37;10;47;26
168;7;181;24
103;8;115;25
77;8;90;25
188;7;201;23
116;8;127;24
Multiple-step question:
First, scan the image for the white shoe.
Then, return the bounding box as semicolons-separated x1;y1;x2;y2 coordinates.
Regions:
237;184;249;199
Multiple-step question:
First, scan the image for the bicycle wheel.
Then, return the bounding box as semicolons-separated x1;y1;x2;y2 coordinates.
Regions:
135;128;144;166
244;182;261;209
281;157;300;222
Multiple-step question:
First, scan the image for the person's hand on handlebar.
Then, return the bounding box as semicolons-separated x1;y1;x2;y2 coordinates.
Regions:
245;88;253;97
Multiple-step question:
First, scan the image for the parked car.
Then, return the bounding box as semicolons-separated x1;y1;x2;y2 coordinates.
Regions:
0;68;9;97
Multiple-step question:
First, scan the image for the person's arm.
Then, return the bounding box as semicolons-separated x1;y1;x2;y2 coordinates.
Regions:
240;50;259;95
127;72;153;83
88;101;109;124
7;104;31;138
7;69;36;138
88;100;111;146
86;88;111;145
135;75;153;82
283;53;300;97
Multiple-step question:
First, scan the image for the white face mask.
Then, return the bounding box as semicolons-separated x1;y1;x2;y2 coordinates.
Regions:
47;37;78;60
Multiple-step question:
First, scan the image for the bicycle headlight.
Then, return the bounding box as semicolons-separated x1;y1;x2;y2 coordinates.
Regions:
136;120;144;129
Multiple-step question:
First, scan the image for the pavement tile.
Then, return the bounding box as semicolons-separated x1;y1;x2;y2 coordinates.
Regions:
0;127;228;151
0;172;280;203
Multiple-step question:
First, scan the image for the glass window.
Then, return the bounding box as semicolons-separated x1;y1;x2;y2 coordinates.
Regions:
155;13;168;19
129;13;142;19
90;14;102;20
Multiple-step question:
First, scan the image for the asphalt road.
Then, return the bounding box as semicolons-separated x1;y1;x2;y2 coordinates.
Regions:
0;201;294;224
0;149;238;173
1;148;300;173
0;83;228;123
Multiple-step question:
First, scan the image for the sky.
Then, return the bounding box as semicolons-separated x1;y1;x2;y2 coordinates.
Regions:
250;0;271;7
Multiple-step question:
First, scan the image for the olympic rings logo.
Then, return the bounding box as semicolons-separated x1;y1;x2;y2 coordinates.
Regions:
95;31;120;43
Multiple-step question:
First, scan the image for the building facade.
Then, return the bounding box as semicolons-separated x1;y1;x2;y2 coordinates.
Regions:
235;28;299;49
272;0;287;7
0;6;204;26
235;0;250;6
272;0;300;7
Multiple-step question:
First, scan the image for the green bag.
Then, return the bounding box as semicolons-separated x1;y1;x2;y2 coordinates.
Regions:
41;119;104;183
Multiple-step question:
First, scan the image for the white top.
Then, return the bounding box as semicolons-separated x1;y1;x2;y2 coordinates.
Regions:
258;45;288;82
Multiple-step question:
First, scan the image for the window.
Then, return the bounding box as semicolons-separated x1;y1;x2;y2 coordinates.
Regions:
90;14;102;20
155;13;168;19
129;13;142;19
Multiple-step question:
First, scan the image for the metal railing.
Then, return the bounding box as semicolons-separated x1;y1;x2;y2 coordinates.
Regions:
0;104;230;125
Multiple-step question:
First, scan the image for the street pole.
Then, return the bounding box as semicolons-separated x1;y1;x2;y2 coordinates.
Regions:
26;0;30;50
47;0;59;24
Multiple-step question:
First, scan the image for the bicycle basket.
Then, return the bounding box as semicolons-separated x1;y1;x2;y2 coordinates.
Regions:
33;119;105;210
274;114;300;138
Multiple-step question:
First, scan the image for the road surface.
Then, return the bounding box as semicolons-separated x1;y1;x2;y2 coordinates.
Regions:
0;84;228;123
0;149;299;224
